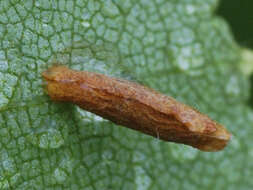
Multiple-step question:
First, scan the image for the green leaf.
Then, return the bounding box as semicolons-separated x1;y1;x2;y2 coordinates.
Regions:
0;0;252;189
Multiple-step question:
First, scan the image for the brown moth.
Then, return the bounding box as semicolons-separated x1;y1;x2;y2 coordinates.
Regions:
42;66;231;152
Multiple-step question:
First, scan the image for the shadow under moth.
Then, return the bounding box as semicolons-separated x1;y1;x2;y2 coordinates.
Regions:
42;66;231;152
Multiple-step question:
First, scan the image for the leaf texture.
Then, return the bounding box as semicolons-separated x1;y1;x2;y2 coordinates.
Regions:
0;0;252;189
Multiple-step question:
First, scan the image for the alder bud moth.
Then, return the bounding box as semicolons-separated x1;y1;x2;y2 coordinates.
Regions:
42;66;231;152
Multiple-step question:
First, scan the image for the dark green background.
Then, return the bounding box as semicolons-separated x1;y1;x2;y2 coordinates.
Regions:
218;0;253;48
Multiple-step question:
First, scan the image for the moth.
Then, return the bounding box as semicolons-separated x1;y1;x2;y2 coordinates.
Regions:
42;66;231;152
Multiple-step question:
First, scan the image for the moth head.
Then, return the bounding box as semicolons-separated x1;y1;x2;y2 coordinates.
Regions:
42;66;71;82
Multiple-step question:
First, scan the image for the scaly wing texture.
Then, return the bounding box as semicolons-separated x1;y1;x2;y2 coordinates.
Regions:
0;0;252;189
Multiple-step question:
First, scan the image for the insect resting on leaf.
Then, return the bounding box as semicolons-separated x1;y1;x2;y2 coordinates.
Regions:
42;66;231;152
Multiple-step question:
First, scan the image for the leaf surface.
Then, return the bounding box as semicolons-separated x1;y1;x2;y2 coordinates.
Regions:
0;0;252;189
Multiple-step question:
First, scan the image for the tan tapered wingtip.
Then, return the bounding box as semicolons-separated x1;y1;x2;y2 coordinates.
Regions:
192;125;232;152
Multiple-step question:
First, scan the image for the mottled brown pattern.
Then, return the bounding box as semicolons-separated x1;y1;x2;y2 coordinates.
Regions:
42;66;231;151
